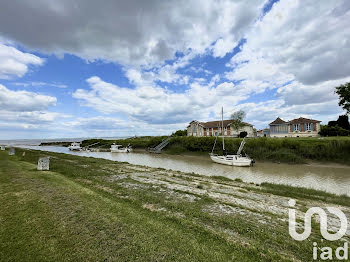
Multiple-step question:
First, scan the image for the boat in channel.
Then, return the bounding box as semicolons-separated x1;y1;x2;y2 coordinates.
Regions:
68;142;82;151
209;108;254;167
110;143;132;153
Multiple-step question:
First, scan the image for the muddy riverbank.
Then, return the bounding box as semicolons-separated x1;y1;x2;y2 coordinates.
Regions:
16;145;350;196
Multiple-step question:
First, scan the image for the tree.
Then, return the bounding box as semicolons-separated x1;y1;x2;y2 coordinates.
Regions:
328;115;350;130
337;115;350;130
335;82;350;114
319;125;350;136
172;129;187;136
230;110;246;131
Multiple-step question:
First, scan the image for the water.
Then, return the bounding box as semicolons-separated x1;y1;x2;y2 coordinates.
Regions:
17;145;350;196
0;137;128;146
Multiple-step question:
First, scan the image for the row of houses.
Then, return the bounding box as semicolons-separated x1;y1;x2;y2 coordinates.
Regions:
187;117;321;138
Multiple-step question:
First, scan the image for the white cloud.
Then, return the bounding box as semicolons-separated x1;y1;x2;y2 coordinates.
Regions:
226;47;294;88
0;84;71;139
13;81;67;88
227;0;350;85
73;76;251;125
216;82;235;95
0;110;66;124
0;84;56;111
63;116;187;137
1;0;349;138
276;76;350;106
0;43;44;79
220;0;350;129
125;65;180;87
0;0;264;66
212;36;237;58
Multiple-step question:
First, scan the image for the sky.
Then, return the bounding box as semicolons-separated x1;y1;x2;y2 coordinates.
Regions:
0;0;349;139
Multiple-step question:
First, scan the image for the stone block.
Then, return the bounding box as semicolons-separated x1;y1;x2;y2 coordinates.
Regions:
9;148;15;155
37;157;50;171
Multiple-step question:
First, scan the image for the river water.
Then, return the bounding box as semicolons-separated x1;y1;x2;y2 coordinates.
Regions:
18;145;350;196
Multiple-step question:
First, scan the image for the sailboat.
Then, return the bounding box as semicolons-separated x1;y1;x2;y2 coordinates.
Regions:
209;107;254;167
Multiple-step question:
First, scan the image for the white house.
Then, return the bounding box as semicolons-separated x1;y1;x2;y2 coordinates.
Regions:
269;117;321;137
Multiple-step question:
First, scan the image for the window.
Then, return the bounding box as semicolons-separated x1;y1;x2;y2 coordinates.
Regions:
306;123;312;131
293;124;300;131
192;125;196;133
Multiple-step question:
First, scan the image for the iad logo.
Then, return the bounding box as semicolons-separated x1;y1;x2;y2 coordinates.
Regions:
288;199;349;260
288;199;348;241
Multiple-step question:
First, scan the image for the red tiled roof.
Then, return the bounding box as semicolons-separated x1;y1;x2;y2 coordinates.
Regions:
188;120;252;128
269;117;287;125
270;117;321;125
288;117;321;124
200;120;252;128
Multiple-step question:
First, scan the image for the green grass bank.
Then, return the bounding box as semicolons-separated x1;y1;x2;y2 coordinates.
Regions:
1;148;349;261
78;136;350;164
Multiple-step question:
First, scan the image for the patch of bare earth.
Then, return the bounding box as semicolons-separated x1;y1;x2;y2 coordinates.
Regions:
100;165;350;239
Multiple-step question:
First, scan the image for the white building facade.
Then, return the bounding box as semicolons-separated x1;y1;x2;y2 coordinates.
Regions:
187;120;254;137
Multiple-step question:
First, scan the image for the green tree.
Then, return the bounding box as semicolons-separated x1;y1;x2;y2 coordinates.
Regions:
319;125;350;136
230;110;246;131
335;82;350;114
172;129;187;136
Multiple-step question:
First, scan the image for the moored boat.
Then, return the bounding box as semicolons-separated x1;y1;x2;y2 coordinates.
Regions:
209;108;254;167
209;140;254;167
68;142;82;151
110;143;132;153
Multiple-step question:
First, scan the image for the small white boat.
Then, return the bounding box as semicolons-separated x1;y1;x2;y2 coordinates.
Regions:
68;142;82;151
209;140;254;167
210;107;254;167
110;143;132;153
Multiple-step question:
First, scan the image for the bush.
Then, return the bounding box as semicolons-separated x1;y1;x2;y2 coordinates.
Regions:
239;131;247;138
319;125;350;137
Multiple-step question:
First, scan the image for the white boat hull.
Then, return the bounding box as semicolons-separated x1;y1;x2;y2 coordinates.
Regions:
68;146;82;151
111;148;132;153
210;154;252;167
110;146;132;153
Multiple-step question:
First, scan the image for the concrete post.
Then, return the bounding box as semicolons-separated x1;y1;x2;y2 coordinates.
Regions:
37;157;50;171
9;148;15;155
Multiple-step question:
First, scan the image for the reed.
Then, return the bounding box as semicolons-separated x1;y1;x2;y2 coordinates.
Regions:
80;136;350;164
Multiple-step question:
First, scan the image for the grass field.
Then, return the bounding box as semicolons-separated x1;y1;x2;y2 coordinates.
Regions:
1;148;349;261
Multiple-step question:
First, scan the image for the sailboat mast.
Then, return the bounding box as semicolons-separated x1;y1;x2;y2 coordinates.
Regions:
222;107;225;151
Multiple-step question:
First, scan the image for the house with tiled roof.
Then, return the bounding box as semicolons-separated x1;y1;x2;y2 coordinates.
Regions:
187;119;254;137
269;117;321;137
